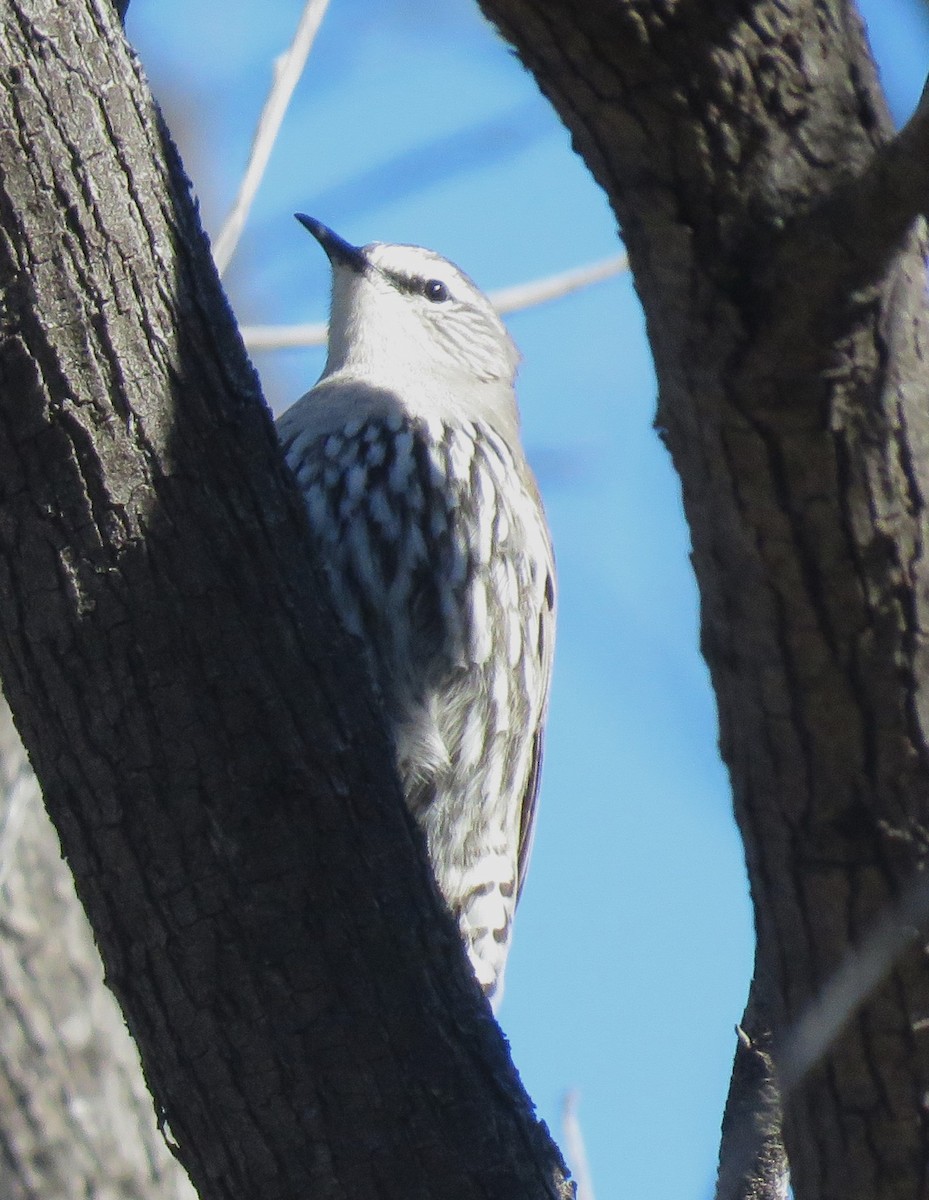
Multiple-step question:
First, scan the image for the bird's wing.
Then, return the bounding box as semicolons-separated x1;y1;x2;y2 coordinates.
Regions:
516;554;556;904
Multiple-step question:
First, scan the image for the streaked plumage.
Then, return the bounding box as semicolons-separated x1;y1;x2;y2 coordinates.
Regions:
277;217;555;1006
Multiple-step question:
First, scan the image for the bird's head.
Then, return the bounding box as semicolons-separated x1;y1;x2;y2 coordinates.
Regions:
296;215;521;429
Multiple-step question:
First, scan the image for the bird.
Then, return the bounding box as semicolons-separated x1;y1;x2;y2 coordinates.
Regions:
276;216;555;1007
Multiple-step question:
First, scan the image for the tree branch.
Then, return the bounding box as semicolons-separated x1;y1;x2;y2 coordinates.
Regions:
715;982;787;1200
0;700;195;1200
0;3;571;1198
477;2;929;1196
753;67;929;375
211;0;330;277
561;1091;596;1200
240;252;628;350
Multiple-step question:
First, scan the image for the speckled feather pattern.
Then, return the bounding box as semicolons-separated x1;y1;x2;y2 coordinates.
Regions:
279;410;554;1001
278;224;555;1006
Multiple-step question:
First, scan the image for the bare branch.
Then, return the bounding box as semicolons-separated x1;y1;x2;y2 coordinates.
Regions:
777;874;929;1095
491;252;628;312
243;318;327;351
561;1090;594;1200
763;68;929;343
211;0;330;276
717;873;929;1200
715;987;788;1200
240;252;629;350
824;68;929;267
878;68;929;223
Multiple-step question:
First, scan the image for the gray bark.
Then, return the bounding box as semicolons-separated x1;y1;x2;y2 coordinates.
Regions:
0;701;194;1200
7;0;929;1197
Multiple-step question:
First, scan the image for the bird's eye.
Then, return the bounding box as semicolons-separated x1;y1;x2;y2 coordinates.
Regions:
423;278;449;303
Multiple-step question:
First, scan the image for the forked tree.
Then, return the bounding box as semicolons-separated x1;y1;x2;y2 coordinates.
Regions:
0;3;926;1200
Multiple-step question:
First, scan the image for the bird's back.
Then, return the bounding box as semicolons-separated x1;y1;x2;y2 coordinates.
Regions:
280;220;555;1007
278;384;555;1004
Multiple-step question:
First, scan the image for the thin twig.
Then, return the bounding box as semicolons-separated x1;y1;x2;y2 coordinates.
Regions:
561;1089;595;1200
492;252;627;313
777;873;929;1094
212;0;330;277
240;252;629;350
715;873;929;1200
243;319;328;351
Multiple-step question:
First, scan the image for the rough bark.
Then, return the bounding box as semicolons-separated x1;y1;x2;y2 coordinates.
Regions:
715;976;788;1200
0;3;570;1200
475;1;929;1197
0;700;195;1200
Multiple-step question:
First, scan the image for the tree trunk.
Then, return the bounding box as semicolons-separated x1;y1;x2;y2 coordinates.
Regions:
0;3;570;1199
6;0;928;1197
477;1;929;1197
0;699;195;1200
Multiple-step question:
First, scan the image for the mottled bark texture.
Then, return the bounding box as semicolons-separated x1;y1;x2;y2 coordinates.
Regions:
0;4;571;1200
0;701;195;1200
476;1;929;1198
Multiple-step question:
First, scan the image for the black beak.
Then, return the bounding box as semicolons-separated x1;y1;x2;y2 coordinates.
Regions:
295;214;366;273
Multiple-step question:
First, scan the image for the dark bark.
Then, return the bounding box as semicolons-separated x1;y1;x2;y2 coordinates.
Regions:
475;1;929;1197
0;3;570;1200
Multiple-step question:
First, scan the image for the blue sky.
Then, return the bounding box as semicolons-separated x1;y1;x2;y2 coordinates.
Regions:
129;3;929;1196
